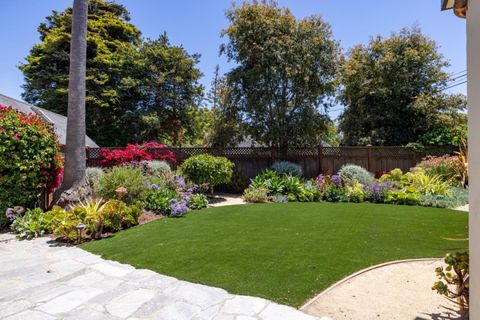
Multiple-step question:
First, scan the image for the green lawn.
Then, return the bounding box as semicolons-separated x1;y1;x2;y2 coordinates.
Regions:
81;202;468;307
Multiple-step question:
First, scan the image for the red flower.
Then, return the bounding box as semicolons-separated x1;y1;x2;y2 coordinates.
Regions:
99;142;177;167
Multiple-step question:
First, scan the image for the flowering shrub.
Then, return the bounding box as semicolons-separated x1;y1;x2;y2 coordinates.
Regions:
169;199;190;217
244;164;464;208
5;206;25;222
0;105;62;226
418;155;467;187
316;174;343;190
364;181;392;203
99;142;176;167
143;173;209;216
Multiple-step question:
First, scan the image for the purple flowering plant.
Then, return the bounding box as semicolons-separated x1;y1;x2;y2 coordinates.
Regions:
5;206;25;222
173;176;186;190
316;174;343;191
169;199;190;217
331;175;343;187
364;181;392;203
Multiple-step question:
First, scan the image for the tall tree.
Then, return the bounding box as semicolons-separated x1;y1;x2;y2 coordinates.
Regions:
207;66;243;147
221;0;340;150
20;0;142;146
338;27;451;146
63;0;88;189
136;34;204;146
415;93;467;146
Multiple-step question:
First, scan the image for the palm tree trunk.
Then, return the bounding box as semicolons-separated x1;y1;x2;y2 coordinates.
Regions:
63;0;88;190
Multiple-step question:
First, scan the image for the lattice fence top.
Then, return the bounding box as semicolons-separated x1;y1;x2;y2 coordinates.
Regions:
86;146;457;162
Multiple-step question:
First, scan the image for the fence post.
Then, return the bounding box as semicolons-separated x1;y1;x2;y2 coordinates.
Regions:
367;145;374;173
318;143;323;174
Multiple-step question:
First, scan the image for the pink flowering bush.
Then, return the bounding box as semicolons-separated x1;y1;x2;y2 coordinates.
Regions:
0;105;62;226
418;155;466;186
99;142;176;167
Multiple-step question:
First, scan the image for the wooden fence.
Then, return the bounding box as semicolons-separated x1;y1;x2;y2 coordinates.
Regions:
86;146;456;179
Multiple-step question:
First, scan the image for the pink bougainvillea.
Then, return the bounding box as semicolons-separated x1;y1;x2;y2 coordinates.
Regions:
0;104;62;216
99;142;177;167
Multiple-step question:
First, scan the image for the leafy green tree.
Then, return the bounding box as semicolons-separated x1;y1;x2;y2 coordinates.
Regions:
221;1;340;150
338;27;451;146
20;0;142;146
417;93;467;146
136;34;204;146
321;121;341;147
188;107;215;146
207;66;244;147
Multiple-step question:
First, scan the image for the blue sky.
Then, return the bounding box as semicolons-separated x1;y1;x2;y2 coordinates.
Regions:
0;0;467;118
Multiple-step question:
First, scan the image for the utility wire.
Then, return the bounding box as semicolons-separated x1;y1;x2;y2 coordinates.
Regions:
449;70;467;77
447;74;467;82
442;80;467;91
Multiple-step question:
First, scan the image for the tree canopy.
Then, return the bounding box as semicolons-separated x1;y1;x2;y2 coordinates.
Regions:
136;35;205;146
220;0;340;149
415;93;467;146
20;0;141;146
20;1;465;148
338;27;455;146
20;0;205;147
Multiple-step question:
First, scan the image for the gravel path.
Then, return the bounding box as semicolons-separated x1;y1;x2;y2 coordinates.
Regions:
301;259;460;320
208;194;246;208
0;233;326;320
454;204;469;212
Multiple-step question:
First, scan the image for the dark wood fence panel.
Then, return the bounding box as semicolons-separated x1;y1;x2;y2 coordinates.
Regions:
86;146;457;179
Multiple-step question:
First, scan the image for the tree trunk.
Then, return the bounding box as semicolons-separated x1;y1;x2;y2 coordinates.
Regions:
63;0;88;190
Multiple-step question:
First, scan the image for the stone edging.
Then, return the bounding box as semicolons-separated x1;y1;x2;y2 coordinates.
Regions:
299;257;441;311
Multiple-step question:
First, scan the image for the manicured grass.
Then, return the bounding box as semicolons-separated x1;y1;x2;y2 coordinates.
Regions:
81;203;468;307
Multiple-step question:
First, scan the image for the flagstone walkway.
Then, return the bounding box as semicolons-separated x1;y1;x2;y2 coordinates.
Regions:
0;233;327;320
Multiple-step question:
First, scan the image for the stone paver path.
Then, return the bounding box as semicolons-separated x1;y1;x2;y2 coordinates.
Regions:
0;233;326;320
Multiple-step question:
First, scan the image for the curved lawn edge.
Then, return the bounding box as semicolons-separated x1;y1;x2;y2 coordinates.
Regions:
80;202;468;307
300;257;441;310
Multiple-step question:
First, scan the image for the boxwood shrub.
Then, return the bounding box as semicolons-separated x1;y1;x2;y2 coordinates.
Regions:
180;154;234;193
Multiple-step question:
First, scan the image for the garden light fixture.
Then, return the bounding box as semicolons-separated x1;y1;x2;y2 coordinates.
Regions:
76;222;85;244
442;0;468;18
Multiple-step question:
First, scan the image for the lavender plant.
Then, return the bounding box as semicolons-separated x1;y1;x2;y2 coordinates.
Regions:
364;181;392;203
169;199;190;217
